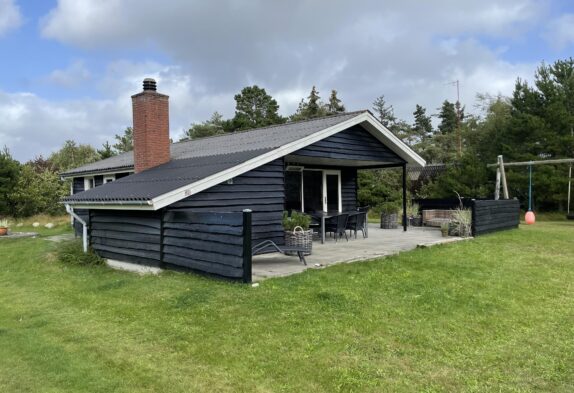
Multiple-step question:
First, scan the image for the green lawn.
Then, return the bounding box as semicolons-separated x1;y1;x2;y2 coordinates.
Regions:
1;222;573;392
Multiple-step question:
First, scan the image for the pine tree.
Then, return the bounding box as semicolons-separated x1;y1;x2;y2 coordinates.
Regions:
326;89;345;114
306;86;322;118
97;141;116;159
372;95;396;128
181;112;227;140
437;100;458;135
113;127;133;153
413;104;433;138
232;85;285;131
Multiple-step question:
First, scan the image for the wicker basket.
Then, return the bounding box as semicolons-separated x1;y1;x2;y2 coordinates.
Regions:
284;226;313;256
380;213;398;229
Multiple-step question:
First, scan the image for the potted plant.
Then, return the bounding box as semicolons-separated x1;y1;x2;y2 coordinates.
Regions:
282;211;313;255
408;203;422;227
380;202;399;229
440;222;449;237
0;219;9;236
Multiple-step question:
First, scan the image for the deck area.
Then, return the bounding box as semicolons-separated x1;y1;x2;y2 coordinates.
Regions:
252;224;465;281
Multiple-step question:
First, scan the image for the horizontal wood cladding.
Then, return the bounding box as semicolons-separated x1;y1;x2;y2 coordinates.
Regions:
293;125;404;163
73;208;89;237
169;158;285;245
90;210;162;266
472;199;520;236
162;210;245;279
341;168;357;211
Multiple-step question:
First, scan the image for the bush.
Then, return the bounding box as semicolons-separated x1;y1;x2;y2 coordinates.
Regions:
381;202;400;215
57;240;104;266
282;211;312;231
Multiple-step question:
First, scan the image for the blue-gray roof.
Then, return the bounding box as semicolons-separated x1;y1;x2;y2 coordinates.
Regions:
61;111;365;177
63;111;368;204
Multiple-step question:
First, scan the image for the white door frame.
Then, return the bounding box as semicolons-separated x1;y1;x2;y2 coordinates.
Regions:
322;170;342;212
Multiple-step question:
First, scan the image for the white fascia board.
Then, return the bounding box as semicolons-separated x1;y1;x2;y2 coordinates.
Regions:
62;169;135;180
151;113;371;210
72;112;426;211
63;203;155;210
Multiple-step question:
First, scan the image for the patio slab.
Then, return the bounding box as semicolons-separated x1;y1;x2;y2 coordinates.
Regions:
252;224;466;281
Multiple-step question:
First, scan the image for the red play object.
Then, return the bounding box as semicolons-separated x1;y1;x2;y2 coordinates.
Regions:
525;211;536;225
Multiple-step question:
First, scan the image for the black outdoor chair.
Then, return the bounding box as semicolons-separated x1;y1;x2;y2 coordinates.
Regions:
357;205;370;212
252;240;307;265
346;212;367;239
325;213;349;242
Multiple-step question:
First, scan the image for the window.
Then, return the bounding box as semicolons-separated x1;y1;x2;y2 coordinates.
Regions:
84;177;94;190
104;175;115;184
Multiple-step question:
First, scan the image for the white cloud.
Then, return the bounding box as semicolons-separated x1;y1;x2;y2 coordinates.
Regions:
1;0;549;161
544;14;574;49
45;60;91;88
0;0;22;37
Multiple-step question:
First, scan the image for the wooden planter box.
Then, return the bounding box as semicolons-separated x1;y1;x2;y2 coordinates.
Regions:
380;213;398;229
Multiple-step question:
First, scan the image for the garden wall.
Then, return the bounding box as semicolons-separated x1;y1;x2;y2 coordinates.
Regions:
471;199;520;236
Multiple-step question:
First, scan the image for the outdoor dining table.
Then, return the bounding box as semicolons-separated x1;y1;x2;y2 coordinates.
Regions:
310;211;366;244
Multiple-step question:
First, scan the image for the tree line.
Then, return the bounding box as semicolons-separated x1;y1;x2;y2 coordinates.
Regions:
1;57;573;218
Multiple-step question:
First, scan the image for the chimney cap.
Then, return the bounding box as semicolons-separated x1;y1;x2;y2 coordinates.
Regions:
143;78;157;91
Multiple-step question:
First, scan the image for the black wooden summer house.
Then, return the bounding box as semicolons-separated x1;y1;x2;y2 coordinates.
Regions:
62;79;425;281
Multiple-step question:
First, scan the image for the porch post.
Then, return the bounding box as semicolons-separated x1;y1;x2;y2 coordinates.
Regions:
402;163;407;232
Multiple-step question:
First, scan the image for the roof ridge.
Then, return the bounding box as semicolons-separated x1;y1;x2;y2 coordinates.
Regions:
172;109;368;146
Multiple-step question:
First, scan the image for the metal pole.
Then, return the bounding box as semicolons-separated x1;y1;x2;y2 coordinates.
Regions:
568;164;572;215
528;165;532;212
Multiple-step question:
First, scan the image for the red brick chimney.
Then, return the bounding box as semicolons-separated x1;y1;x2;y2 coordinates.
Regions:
132;78;170;173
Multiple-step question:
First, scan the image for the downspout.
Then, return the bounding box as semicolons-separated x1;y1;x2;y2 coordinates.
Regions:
65;204;88;253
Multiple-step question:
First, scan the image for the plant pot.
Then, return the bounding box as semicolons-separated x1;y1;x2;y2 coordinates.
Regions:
284;227;313;256
380;213;398;229
0;227;7;236
441;228;449;237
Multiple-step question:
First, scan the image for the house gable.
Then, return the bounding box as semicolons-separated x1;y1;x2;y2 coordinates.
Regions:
288;124;404;166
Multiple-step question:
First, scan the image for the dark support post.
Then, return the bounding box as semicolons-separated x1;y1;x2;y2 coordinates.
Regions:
242;209;252;284
402;163;407;232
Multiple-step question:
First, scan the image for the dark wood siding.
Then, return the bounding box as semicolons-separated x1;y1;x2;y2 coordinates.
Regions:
293;125;403;163
472;199;520;236
169;158;285;246
341;168;357;211
90;210;162;266
162;210;245;279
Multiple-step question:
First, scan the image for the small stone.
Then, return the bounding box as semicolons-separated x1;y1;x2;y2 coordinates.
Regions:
251;283;260;288
32;222;40;227
44;223;55;229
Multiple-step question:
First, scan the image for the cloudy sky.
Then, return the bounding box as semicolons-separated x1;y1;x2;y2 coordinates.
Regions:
1;0;574;161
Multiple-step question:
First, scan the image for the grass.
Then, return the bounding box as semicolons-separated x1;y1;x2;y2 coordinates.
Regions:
0;222;573;392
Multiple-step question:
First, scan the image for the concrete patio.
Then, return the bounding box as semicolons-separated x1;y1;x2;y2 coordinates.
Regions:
252;224;465;281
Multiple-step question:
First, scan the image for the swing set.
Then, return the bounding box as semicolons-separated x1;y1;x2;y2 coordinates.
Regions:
487;155;574;223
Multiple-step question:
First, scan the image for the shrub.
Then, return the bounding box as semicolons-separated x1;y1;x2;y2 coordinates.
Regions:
381;202;400;215
282;211;312;231
57;240;104;266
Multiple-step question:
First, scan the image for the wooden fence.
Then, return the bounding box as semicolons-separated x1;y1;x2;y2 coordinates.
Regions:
471;199;520;236
89;209;253;283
